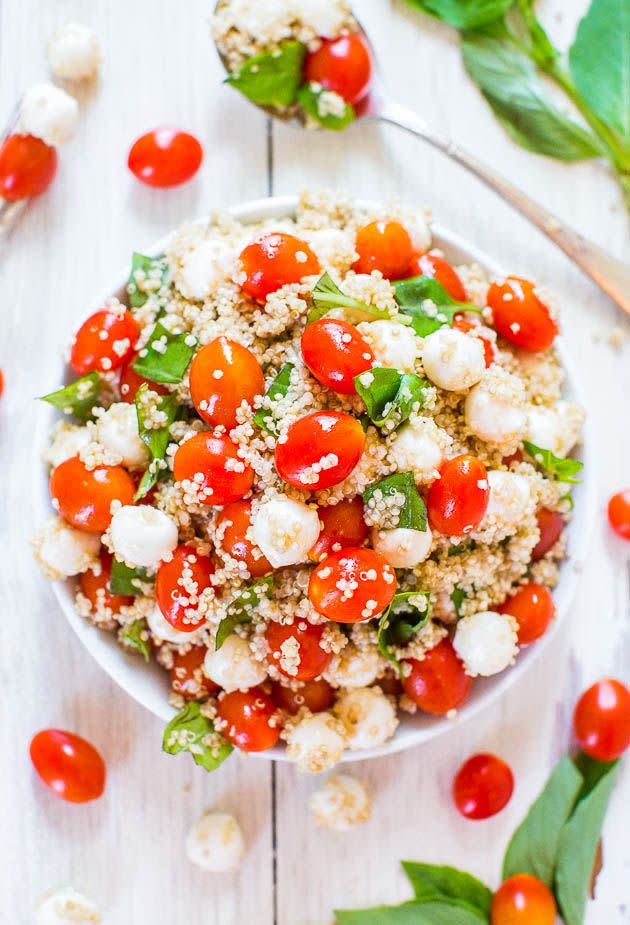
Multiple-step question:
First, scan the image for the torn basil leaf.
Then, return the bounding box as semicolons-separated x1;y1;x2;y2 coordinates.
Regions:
225;41;306;107
402;0;514;30
131;322;197;385
393;275;480;337
40;372;101;423
120;620;151;662
402;861;493;918
378;591;431;669
134;384;181;500
451;587;466;617
297;82;356;130
109;558;152;596
363;472;427;532
127;252;169;309
253;363;295;437
308;272;392;325
523;441;583;484
215;577;274;650
163;702;233;773
355;367;429;430
335;900;486;924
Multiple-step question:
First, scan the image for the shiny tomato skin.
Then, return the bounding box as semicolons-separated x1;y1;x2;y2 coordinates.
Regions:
303;34;372;105
574;678;630;761
239;232;320;302
50;456;135;532
0;133;58;200
453;753;514;820
403;640;472;715
170;646;218;700
488;277;558;352
532;508;564;559
127;128;203;188
353;221;413;279
309;497;369;561
427;455;490;536
301;318;374;395
308;547;396;622
173;432;254;506
119;353;168;403
407;253;467;302
265;620;332;681
270;678;335;715
70;308;139;376
189;337;264;430
79;551;133;614
608;489;630;540
275;410;365;491
155;544;216;632
29;729;106;803
499;583;555;645
491;874;556;925
216;499;272;577
217;688;280;752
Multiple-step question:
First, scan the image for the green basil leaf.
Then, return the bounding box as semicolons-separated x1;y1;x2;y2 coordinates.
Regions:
402;862;492;917
462;35;602;161
393;275;480;337
253;362;295;437
451;587;466;617
363;472;427;531
523;441;583;484
573;751;618;797
215;577;274;650
355;368;429;430
297;82;356;130
335;900;487;924
403;0;514;29
134;384;181;500
127;252;169;309
131;322;197;385
120;620;151;662
163;702;233;773
308;272;393;325
40;372;101;423
378;591;431;670
109;558;152;596
448;541;476;557
225;41;306;107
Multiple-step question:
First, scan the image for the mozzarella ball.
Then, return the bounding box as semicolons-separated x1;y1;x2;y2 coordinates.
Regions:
47;23;101;80
358;320;419;372
310;774;372;831
146;603;205;645
525;402;580;459
34;517;100;580
204;634;266;692
285;712;346;773
334;687;398;751
324;643;381;689
453;610;519;677
389;418;444;478
36;886;100;925
20;83;79;146
422;327;485;391
406;217;431;253
371;525;433;568
482;471;531;531
44;423;90;468
109;505;178;570
294;0;349;36
251;495;320;568
185;811;244;872
465;383;527;444
305;228;356;268
95;403;149;470
177;239;238;301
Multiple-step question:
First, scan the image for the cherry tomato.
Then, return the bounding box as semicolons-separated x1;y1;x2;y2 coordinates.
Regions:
266;620;332;681
491;874;556;925
217;687;280;752
502;449;524;467
79;550;133;614
70;307;139;376
50;456;135;532
453;753;514;820
155;544;216;632
407;253;467;301
303;34;372;105
29;729;106;803
574;678;630;761
127;128;203;188
309;547;396;622
270;678;335;715
275;410;365;491
173;432;254;506
216;499;272;577
532;507;564;559
309;497;369;561
608;489;630;541
239;232;320;302
453;317;496;367
0;368;3;398
301;318;374;395
403;640;472;715
189;337;264;430
119;352;168;403
427;455;490;536
499;582;555;646
0;133;57;200
170;646;218;700
488;277;558;352
353;221;413;279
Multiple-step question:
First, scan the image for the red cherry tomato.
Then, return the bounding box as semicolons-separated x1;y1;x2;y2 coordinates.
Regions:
532;508;564;559
239;232;320;302
189;337;264;430
453;753;514;820
275;410;365;491
70;308;139;376
128;128;203;188
574;678;630;761
488;277;558;352
427;455;490;536
303;34;372;105
50;456;135;532
155;544;216;632
301;318;374;395
353;221;413;279
119;352;168;403
608;489;630;541
407;253;467;301
309;547;396;622
29;729;106;803
0;133;57;200
403;640;472;715
499;582;555;646
173;432;254;506
170;646;218;700
217;687;280;752
79;551;133;614
453;317;496;367
491;874;556;925
270;678;335;715
265;620;332;681
309;497;369;561
0;368;3;398
216;499;272;577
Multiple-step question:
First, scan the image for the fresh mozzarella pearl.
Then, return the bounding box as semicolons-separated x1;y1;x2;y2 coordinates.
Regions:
47;23;101;80
483;471;531;530
146;603;205;644
465;384;526;444
389;419;443;477
295;0;350;36
203;634;266;692
422;327;485;391
324;643;381;689
453;610;519;677
359;320;419;373
20;83;79;146
35;517;100;579
36;886;100;925
177;239;238;300
335;687;398;751
371;525;433;568
407;217;431;253
109;505;178;570
185;811;244;872
251;496;320;568
44;423;90;468
525;403;578;458
309;774;372;831
305;228;355;268
95;403;149;470
285;712;346;773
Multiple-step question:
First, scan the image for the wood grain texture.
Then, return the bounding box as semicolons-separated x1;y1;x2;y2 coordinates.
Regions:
0;0;628;923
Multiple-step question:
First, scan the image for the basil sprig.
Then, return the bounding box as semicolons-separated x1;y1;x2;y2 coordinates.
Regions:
308;272;393;325
450;587;466;617
297;82;356;131
131;322;197;385
377;591;431;670
120;619;151;662
225;41;306;107
253;363;295;437
109;558;152;596
393;275;481;337
215;577;274;650
127;252;169;309
523;441;583;484
363;472;427;532
404;0;513;29
134;383;180;500
40;372;101;423
402;863;492;917
355;367;429;430
163;702;233;773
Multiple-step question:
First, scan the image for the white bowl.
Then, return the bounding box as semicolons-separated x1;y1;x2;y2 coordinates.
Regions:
41;195;596;763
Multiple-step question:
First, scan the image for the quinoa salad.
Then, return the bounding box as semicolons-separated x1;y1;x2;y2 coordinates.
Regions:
35;191;585;775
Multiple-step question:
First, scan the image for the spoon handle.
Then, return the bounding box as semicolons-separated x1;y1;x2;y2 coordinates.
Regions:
374;97;630;317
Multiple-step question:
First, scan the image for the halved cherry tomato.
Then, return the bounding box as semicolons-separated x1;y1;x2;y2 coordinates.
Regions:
30;729;106;803
499;582;554;645
173;432;254;506
488;277;558;352
217;687;280;752
266;620;332;681
79;550;133;614
407;253;467;301
309;547;396;622
574;678;630;761
608;489;630;541
155;543;216;632
532;508;564;559
303;34;372;105
270;678;335;715
275;411;365;491
70;307;139;376
353;221;413;279
0;133;57;200
427;455;490;536
309;497;369;561
216;499;272;577
403;640;472;715
301;318;374;394
239;232;320;302
50;456;135;532
453;753;514;820
491;874;556;925
128;128;203;188
453;317;496;367
189;337;264;430
119;352;168;403
170;646;218;700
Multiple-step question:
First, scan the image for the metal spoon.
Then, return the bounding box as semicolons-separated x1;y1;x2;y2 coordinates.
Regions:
214;13;630;317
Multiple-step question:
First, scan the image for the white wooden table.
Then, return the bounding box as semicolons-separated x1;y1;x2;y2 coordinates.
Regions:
1;1;628;922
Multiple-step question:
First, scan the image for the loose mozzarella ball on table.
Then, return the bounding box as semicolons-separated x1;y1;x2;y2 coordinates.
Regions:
95;403;149;470
47;23;101;81
453;610;519;677
34;517;100;579
251;495;320;568
310;774;372;831
389;417;444;479
371;525;433;568
465;381;526;445
109;505;178;570
357;320;419;373
146;604;205;645
422;327;485;391
176;238;238;301
203;634;267;692
324;642;381;689
185;811;244;872
20;84;79;146
36;887;100;925
335;686;398;751
285;711;347;773
44;423;90;468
